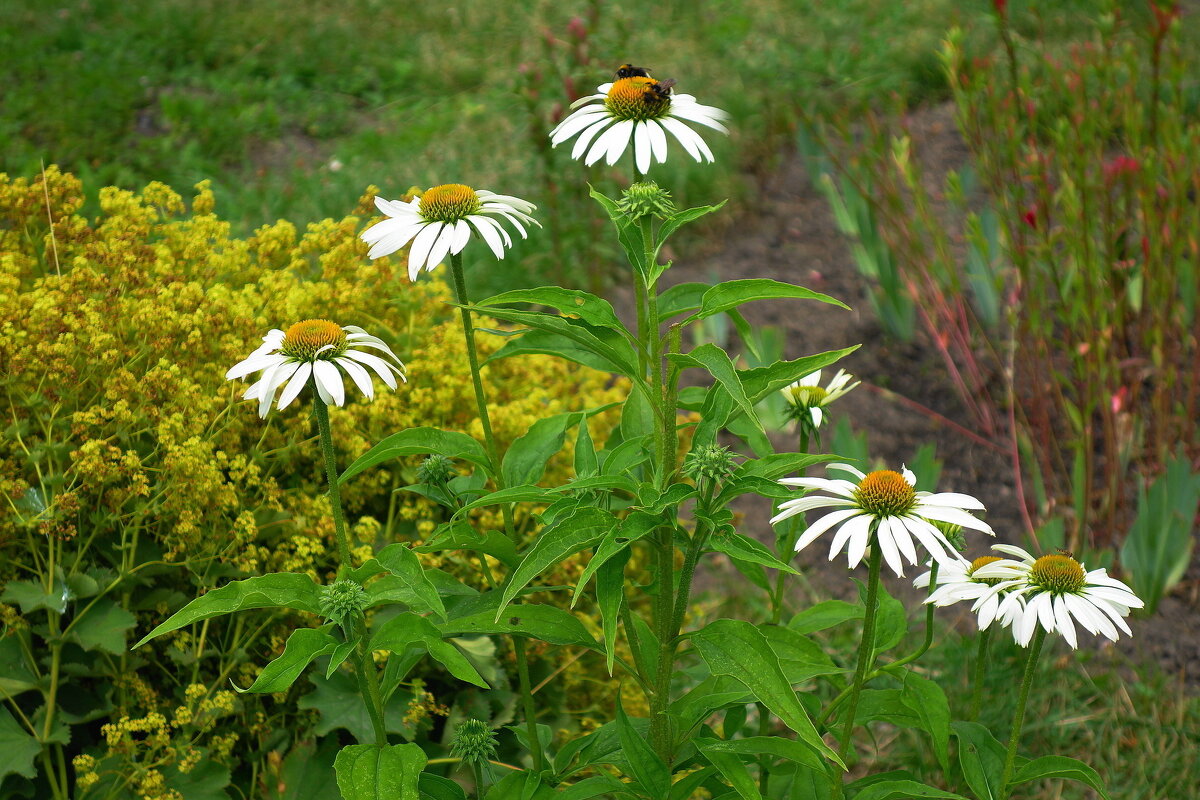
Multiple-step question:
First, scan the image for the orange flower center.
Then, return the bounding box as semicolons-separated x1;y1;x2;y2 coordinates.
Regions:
1030;554;1086;594
605;76;671;121
854;470;916;517
968;555;1004;586
281;319;346;360
418;184;480;222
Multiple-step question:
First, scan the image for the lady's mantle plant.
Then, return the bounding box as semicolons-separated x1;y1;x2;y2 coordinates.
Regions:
133;64;1141;800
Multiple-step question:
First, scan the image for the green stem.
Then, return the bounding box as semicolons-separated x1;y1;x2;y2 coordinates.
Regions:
770;428;811;624
837;534;883;759
969;626;992;721
354;617;389;746
1000;627;1046;799
472;758;486;800
313;396;354;573
447;250;543;773
886;560;940;672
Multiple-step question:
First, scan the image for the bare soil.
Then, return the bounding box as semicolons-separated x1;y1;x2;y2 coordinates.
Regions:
612;102;1200;685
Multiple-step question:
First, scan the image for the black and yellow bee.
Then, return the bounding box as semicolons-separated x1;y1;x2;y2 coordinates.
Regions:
615;63;652;79
645;78;676;100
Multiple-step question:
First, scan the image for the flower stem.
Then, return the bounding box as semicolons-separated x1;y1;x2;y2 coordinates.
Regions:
770;428;811;624
313;395;354;573
314;395;388;744
969;626;992;721
1000;627;1046;799
447;250;543;773
837;534;883;759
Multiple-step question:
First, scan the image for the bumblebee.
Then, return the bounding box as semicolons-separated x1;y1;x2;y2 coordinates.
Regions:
615;63;652;79
645;78;676;100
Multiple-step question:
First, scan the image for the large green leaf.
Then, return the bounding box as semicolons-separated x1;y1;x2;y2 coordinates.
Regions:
0;707;39;782
682;279;848;327
0;637;38;698
658;282;710;319
737;346;860;404
415;521;519;569
238;627;339;694
699;736;826;770
760;627;841;685
668;343;762;435
0;578;67;614
691;619;844;769
572;511;660;606
901;672;950;773
1120;452;1200;612
133;573;321;648
334;743;426;800
162;757;232;800
557;775;634;800
595;552;629;675
789;600;862;634
495;507;616;620
359;543;446;622
695;738;761;800
617;699;670;799
483;772;556;799
951;721;1006;800
502;411;581;487
846;779;969;800
654;202;727;277
475;286;627;332
298;670;414;744
438;603;599;650
340;427;491;485
264;737;340;799
1011;756;1109;799
65;597;137;654
417;773;468;800
371;613;488;688
708;532;798;574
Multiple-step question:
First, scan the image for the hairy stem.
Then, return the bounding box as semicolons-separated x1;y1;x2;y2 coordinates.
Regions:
313;396;354;573
1000;627;1046;798
969;626;992;721
838;536;883;759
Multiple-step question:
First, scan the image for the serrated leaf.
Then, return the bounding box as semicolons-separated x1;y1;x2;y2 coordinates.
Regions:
495;507;616;620
334;742;426;800
0;579;65;614
340;427;491;484
162;757;232;800
238;627;339;694
1011;755;1110;799
0;637;38;698
439;603;598;650
133;574;321;648
0;707;39;782
691;619;844;769
299;670;414;744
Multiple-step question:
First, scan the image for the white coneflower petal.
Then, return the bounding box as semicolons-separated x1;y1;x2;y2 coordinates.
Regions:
775;463;991;577
226;320;405;418
361;184;538;278
552;73;729;171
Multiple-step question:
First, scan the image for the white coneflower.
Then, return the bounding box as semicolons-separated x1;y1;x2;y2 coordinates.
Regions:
781;369;859;428
225;320;405;417
360;184;538;280
771;464;993;576
917;554;1025;630
550;73;728;173
972;545;1143;649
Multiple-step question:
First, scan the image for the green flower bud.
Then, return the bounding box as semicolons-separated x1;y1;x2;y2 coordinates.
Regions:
683;444;738;484
617;180;676;220
318;579;369;625
450;718;498;766
417;454;456;486
932;520;967;553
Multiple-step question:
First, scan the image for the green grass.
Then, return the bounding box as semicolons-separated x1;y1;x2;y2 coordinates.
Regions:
1;0;992;293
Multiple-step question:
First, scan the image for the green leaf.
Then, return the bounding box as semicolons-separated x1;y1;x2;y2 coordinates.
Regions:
658;282;710;319
439;603;599;650
682;279;848;327
0;579;66;614
1120;452;1200;612
668;343;763;435
264;737;340;799
238;627;339;694
863;579;907;654
691;619;844;769
671;676;754;736
0;637;38;698
588;185;646;272
495;507;616;620
655;202;727;269
708;532;798;574
695;738;762;800
340;427;491;485
789;600;862;634
371;543;446;622
670;768;720;800
617;698;670;799
133;573;321;648
486;327;624;376
64;597;136;654
760;627;841;685
574;417;599;479
737;346;860;404
475;286;627;332
620;380;657;445
334;742;426;800
699;736;826;770
503;412;580;487
0;707;39;782
596;552;629;675
484;771;557;799
901;672;950;773
846;778;969;800
572;511;660;606
415;521;519;569
952;721;1006;800
1011;755;1110;800
299;670;414;743
371;613;488;688
556;775;633;800
162;757;232;800
417;773;469;800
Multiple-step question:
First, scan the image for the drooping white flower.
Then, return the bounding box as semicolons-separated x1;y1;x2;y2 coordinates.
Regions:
971;545;1143;649
225;320;405;417
781;369;859;428
916;554;1026;631
550;74;729;173
771;463;993;577
360;184;538;280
